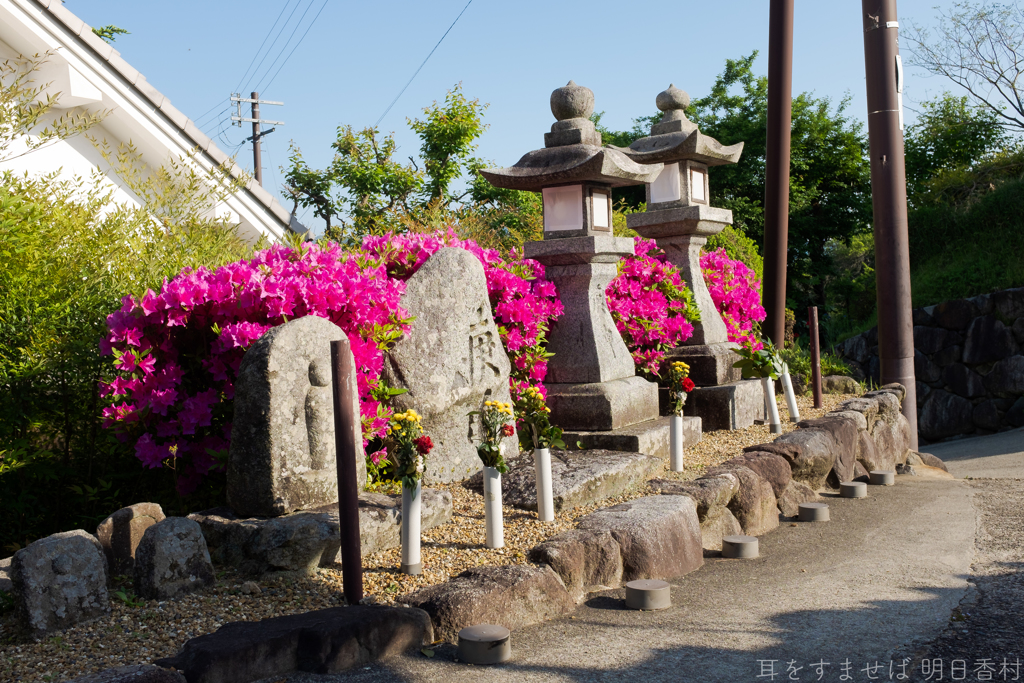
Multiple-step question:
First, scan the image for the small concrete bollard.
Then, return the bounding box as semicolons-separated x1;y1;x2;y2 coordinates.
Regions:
798;502;830;522
870;470;895;486
840;481;868;498
722;535;759;559
458;624;511;664
624;579;671;610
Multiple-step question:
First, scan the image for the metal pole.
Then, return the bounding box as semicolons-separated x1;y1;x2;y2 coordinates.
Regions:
809;306;823;409
331;338;363;605
251;91;262;185
763;0;794;348
861;0;919;450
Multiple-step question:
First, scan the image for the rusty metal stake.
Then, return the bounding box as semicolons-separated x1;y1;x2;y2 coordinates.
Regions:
809;306;823;409
331;338;363;605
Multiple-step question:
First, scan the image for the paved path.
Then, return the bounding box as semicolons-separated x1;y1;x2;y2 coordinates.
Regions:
274;432;1024;683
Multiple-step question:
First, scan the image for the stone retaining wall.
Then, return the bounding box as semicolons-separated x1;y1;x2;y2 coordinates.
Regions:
840;288;1024;443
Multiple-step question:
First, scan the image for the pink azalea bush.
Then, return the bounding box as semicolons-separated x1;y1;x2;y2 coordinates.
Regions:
700;247;766;350
606;237;698;376
101;231;562;493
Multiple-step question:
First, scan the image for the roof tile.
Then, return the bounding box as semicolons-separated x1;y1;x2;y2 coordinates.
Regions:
159;102;188;130
135;77;165;109
48;2;85;35
107;54;140;85
78;26;114;61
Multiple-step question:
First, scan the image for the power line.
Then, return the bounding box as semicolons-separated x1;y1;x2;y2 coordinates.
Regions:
252;0;321;93
242;0;306;94
375;0;473;128
234;0;297;93
260;0;330;93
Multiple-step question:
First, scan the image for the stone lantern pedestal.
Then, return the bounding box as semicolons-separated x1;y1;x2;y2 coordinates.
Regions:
621;86;765;431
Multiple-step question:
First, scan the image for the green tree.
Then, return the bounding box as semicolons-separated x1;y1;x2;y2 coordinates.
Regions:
904;92;1013;202
285;84;542;249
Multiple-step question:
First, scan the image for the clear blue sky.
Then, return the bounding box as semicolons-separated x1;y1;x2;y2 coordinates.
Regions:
69;0;962;231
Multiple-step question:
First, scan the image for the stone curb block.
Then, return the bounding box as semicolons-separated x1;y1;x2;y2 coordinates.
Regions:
155;605;432;682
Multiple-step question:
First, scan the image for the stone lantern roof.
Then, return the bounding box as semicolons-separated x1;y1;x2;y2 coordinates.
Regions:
615;84;744;166
480;81;663;192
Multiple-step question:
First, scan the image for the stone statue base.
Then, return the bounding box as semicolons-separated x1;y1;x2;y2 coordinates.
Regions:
667;379;766;431
664;342;742;387
560;414;701;457
545;376;659;432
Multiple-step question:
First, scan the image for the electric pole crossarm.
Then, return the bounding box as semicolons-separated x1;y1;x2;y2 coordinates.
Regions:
231;117;285;125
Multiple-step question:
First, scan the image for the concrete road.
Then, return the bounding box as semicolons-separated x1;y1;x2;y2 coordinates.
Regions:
273;433;1024;683
924;427;1024;479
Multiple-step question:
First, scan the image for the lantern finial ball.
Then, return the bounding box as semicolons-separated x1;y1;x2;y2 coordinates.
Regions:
657;84;690;113
550;80;595;121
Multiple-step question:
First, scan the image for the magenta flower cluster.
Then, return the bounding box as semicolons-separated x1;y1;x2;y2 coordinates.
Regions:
101;231;562;493
606;238;697;376
700;247;766;350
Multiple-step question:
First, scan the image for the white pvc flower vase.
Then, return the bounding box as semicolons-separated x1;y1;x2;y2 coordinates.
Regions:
401;480;422;575
780;367;801;423
670;414;685;472
483;466;504;548
534;448;554;522
761;377;783;434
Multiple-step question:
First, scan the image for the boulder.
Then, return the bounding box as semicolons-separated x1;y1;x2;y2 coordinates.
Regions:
400;565;574;643
972;400;1004;431
983;355;1024;396
912;308;937;327
963;315;1019;365
915;350;942;383
719;451;792;498
383;248;518;484
914;326;961;355
527;529;623;603
868;420;903;471
881;383;908;403
821;375;860;394
917;381;931;405
156;606;431;681
706;465;779;536
465;449;660;513
862;390;902;422
649;474;739;520
932;298;978;330
933;345;963;367
919;390;975;441
65;665;185;683
576;496;703;581
189;490;453;575
134;518;215;600
844;334;871;364
992;287;1024;320
1009;396;1024;428
795;416;859;488
827;409;869;431
853;462;870;481
917;451;950;472
96;503;165;579
228;315;365;518
970;293;995;316
698;507;744;552
747;429;838;491
1013;317;1024;344
777;480;822;517
944;364;986;398
856;428;887;473
11;530;109;638
837;397;880;425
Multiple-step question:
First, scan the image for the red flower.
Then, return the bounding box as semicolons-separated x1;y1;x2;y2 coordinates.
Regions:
414;435;433;455
501;424;515;437
682;378;695;392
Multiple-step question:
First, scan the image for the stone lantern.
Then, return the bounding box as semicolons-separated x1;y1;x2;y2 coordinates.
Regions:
619;85;764;430
480;81;665;434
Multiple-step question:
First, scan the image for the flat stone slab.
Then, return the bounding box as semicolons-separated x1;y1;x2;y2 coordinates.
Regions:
155;605;431;682
399;564;575;643
465;449;661;513
561;415;701;458
189;489;452;575
683;379;765;431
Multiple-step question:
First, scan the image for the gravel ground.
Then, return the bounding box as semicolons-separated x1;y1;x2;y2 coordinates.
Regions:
0;392;850;682
895;477;1024;682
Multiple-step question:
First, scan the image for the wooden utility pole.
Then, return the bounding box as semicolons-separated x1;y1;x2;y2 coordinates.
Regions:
230;93;284;186
862;0;919;449
763;0;795;348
